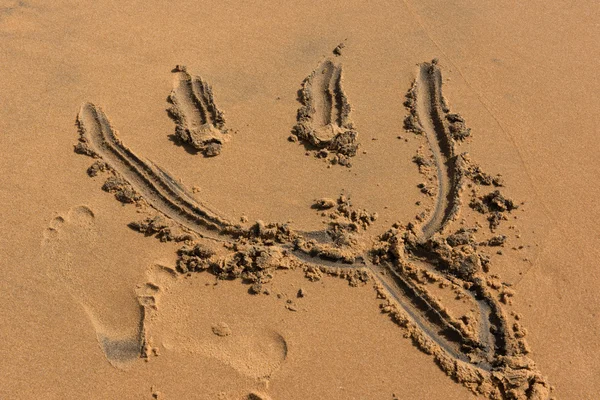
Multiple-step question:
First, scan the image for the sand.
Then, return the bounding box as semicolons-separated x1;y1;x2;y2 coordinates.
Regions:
1;0;599;399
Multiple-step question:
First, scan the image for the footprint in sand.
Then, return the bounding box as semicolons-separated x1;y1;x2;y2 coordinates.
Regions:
199;325;288;382
140;266;288;383
42;206;287;383
41;205;145;369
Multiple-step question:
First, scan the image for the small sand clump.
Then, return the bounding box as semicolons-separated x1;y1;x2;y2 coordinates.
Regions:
101;176;140;203
211;322;232;337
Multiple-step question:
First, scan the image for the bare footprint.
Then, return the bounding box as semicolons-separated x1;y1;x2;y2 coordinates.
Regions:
42;205;145;369
196;327;288;382
140;270;288;383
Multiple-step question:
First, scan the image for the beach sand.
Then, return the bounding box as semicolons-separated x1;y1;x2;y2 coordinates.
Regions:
1;0;599;398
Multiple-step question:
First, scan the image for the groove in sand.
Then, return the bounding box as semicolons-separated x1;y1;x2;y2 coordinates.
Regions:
76;103;234;240
292;59;358;161
311;60;347;128
370;262;491;367
412;61;462;240
167;66;228;156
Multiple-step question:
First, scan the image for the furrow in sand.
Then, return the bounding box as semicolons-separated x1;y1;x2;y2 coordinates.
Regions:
172;69;208;127
370;262;492;369
314;62;334;126
170;68;225;129
330;64;351;128
308;60;352;130
312;60;345;127
198;75;225;127
167;66;227;156
408;257;496;357
76;103;234;239
292;59;359;160
414;61;462;239
290;246;494;370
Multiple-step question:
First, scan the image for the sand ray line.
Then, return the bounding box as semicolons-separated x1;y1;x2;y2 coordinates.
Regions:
291;59;359;162
76;103;234;239
412;61;463;239
167;66;228;156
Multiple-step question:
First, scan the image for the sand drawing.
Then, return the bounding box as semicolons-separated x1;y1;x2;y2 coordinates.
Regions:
167;65;229;157
291;57;359;167
70;60;552;399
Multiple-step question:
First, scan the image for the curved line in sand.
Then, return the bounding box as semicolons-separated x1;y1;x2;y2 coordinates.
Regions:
412;62;462;240
76;103;234;240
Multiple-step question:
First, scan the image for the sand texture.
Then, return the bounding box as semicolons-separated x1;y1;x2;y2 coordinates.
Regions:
1;0;599;399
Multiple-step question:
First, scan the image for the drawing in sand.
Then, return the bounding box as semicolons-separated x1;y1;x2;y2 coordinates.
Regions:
71;59;552;399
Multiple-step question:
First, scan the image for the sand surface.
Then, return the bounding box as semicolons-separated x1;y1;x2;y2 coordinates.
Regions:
1;0;599;398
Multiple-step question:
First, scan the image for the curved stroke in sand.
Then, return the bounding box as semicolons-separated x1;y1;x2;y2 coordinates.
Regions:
408;61;520;361
76;103;235;240
308;60;349;129
366;62;502;369
412;62;462;239
371;61;549;398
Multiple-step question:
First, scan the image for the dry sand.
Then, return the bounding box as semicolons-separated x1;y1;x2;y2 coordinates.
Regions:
1;0;599;399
